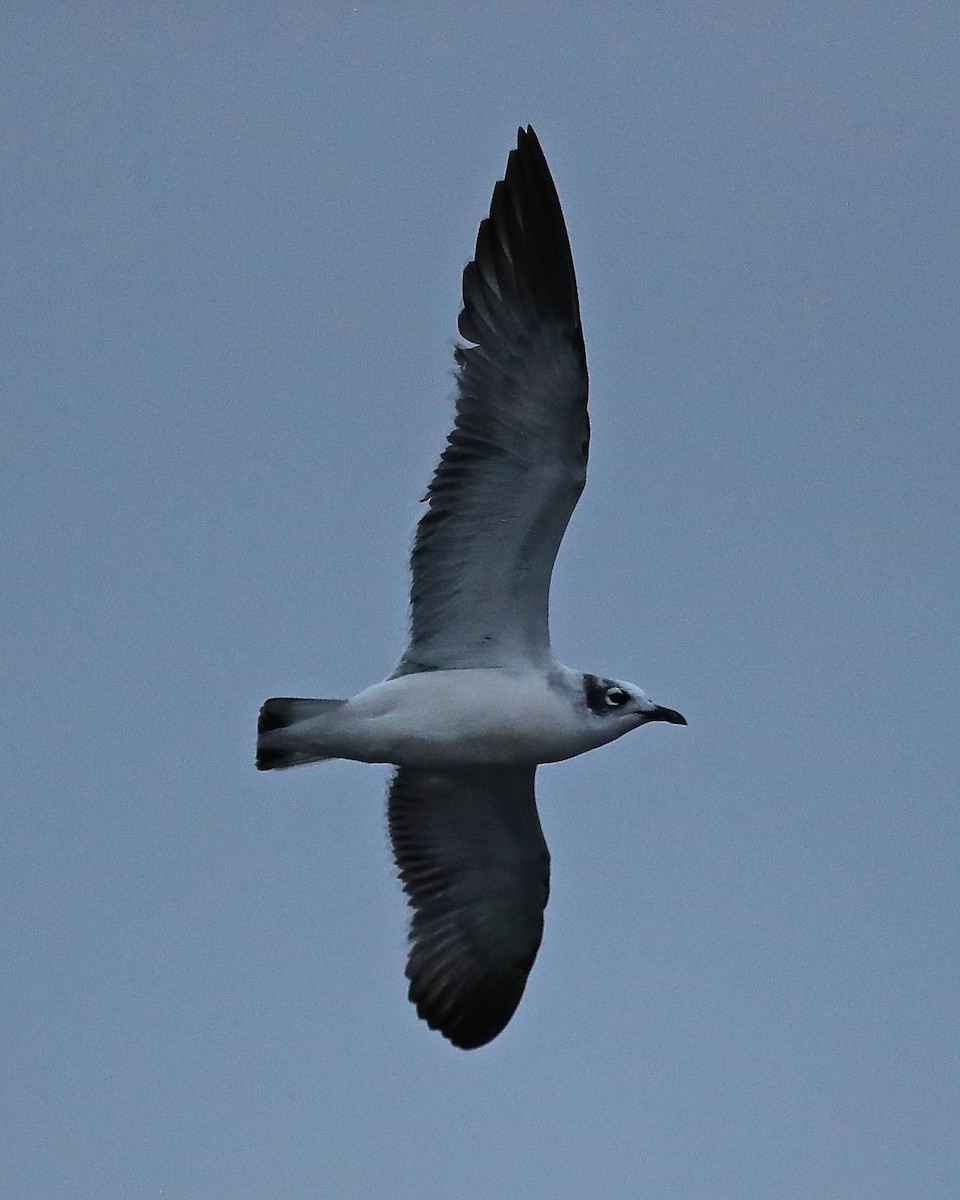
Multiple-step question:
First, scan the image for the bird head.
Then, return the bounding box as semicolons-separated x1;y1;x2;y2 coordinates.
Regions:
582;674;687;727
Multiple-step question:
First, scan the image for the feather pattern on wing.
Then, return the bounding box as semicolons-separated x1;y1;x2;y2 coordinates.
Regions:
388;765;550;1049
395;126;589;675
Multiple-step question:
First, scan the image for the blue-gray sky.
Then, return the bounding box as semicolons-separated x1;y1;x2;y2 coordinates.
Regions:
3;7;958;1198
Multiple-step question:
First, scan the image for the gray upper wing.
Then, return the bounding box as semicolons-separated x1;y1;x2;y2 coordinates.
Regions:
388;765;550;1050
395;126;589;675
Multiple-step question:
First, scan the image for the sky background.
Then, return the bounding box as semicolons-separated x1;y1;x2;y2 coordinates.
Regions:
3;6;959;1198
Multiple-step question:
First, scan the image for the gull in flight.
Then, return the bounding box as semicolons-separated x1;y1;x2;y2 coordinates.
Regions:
256;127;686;1049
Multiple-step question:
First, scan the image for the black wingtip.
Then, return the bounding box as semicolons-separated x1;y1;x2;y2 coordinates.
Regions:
408;971;529;1051
518;124;540;150
457;121;581;345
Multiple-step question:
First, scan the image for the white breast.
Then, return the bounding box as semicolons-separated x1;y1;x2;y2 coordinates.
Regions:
330;666;603;768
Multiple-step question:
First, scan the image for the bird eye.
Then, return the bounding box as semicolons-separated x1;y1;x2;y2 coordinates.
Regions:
604;687;629;708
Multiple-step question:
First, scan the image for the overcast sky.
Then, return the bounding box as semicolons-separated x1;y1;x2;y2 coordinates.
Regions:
3;6;959;1199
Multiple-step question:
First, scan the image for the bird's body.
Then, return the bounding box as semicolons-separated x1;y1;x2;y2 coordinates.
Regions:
256;127;686;1049
259;665;677;770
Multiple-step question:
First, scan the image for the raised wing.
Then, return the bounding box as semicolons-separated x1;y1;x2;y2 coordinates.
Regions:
388;765;550;1049
395;126;589;675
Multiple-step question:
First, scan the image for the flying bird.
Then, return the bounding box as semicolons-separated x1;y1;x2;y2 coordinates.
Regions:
256;126;686;1050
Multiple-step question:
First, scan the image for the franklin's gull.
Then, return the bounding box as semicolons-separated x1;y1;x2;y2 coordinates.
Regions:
256;126;686;1049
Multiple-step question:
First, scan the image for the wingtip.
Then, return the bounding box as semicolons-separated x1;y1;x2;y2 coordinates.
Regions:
517;123;543;157
408;976;520;1051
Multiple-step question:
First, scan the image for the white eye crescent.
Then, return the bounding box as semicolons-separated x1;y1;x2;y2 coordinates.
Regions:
604;687;629;708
